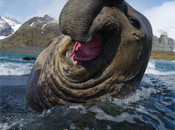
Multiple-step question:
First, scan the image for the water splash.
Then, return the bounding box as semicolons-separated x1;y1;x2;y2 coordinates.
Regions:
0;62;33;75
145;60;175;75
0;54;175;130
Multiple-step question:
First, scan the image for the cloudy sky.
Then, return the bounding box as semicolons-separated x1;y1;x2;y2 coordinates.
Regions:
0;0;174;38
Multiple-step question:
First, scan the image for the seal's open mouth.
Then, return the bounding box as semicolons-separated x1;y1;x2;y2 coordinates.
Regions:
71;35;103;62
58;27;121;83
57;5;127;83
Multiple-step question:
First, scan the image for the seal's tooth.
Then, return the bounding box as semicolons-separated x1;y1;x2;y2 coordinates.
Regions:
59;36;72;55
66;52;69;57
74;61;78;66
66;52;71;58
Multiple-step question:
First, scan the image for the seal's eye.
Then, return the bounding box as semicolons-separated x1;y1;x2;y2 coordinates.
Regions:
129;18;140;29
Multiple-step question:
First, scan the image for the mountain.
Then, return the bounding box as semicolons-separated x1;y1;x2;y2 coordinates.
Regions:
0;16;21;39
0;15;61;54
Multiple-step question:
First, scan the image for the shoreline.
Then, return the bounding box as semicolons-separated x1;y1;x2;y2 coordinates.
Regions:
0;50;175;61
150;51;175;60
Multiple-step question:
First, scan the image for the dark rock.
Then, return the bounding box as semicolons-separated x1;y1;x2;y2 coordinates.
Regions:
43;15;55;22
4;16;21;24
23;57;36;60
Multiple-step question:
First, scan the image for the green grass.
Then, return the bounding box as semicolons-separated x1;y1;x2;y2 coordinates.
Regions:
151;51;175;60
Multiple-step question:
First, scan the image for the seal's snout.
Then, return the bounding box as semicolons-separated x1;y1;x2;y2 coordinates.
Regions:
59;0;126;43
59;0;103;42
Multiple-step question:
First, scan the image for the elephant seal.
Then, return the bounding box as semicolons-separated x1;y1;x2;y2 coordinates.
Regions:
26;0;152;112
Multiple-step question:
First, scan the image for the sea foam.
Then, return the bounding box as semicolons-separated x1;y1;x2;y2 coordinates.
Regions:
145;60;175;75
0;62;33;76
0;56;174;76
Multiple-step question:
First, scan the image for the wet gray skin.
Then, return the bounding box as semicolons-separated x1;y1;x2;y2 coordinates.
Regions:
26;0;152;112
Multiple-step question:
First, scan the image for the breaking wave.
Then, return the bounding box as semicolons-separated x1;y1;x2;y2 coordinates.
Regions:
0;54;35;76
0;62;33;76
145;60;175;75
0;54;175;129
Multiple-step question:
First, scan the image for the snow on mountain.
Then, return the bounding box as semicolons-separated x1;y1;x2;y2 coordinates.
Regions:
153;27;175;40
30;22;35;27
2;17;21;32
0;16;21;40
0;17;13;38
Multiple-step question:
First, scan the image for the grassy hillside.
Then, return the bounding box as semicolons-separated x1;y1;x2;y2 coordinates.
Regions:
0;16;60;54
151;51;175;60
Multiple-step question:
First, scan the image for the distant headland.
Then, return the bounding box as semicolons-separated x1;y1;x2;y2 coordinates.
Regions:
151;34;175;60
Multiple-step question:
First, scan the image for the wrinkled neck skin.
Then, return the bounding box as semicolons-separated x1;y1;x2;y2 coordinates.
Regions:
44;3;150;97
27;0;152;112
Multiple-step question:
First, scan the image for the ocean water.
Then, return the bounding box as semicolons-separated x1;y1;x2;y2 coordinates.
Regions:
0;53;175;130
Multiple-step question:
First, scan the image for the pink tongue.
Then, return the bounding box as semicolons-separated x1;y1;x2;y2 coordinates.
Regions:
72;35;103;62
